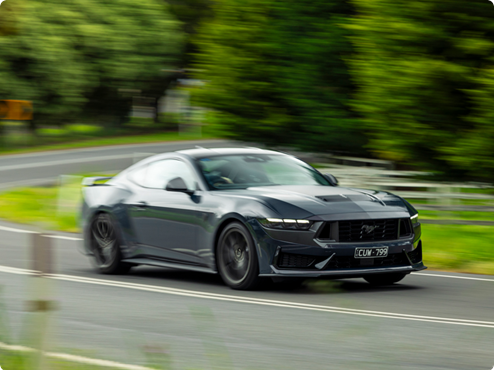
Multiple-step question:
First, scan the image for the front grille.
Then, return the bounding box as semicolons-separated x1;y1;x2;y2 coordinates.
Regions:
338;219;399;242
277;253;317;269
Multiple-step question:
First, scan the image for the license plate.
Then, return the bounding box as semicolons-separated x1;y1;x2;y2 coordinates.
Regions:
354;247;388;259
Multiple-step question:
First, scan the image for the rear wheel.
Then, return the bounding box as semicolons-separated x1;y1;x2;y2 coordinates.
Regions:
364;273;407;286
217;222;260;290
90;213;132;274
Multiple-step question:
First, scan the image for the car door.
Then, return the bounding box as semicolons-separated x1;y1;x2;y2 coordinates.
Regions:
127;158;203;264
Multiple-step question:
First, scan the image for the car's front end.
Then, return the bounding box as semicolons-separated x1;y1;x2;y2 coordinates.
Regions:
246;187;425;279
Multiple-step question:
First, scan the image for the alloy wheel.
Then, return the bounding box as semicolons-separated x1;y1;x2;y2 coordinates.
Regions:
219;228;252;285
91;214;118;268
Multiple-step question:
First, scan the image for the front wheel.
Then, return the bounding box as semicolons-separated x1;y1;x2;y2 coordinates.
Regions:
89;213;132;274
217;222;260;290
364;273;407;286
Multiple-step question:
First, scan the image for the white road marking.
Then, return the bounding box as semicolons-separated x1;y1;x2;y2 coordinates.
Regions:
0;153;139;172
45;235;83;241
0;225;36;234
0;265;493;329
0;225;82;240
0;265;34;275
416;272;494;282
0;341;153;370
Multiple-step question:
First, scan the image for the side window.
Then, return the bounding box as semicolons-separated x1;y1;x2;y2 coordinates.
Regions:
144;159;196;190
128;165;149;187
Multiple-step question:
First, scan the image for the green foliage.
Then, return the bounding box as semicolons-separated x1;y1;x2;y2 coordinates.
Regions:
192;0;366;154
0;0;182;126
166;0;213;68
349;0;494;180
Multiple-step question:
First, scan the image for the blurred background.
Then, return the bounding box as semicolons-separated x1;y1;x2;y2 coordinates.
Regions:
0;0;493;182
1;0;494;369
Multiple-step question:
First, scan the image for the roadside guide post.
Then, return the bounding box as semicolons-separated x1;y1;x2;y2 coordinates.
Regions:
27;233;57;370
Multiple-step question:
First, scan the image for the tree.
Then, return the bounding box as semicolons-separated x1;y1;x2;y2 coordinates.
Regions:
166;0;213;69
192;0;365;154
349;0;494;180
0;0;182;127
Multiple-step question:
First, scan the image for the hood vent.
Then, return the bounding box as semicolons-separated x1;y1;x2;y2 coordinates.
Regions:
316;194;372;203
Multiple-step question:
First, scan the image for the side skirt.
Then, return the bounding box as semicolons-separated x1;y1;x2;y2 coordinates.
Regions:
121;257;218;274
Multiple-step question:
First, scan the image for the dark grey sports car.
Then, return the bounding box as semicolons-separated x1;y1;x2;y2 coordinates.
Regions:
80;147;425;290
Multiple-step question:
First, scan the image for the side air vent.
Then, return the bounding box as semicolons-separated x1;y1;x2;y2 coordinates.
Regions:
399;218;412;238
277;253;317;269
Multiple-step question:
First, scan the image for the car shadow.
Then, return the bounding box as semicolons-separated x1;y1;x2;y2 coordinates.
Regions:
117;266;425;295
127;266;226;287
269;278;425;295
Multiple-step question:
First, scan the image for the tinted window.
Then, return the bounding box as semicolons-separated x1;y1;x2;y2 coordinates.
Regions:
128;165;148;187
196;154;330;190
129;159;196;189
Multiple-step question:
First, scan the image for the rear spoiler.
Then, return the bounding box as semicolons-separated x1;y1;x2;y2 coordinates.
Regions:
81;177;113;186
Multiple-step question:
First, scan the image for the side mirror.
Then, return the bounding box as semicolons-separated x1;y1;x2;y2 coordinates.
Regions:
165;177;194;195
323;174;338;186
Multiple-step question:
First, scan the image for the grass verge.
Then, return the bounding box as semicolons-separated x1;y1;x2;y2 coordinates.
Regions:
419;210;494;221
0;184;493;275
0;349;149;370
0;186;79;232
422;224;494;275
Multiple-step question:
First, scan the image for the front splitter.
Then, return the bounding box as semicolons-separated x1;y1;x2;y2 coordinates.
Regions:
260;263;427;278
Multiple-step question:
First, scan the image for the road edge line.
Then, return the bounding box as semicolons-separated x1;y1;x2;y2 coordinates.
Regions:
0;342;153;370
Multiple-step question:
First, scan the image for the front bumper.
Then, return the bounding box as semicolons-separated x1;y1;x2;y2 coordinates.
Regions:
258;241;425;277
251;217;425;277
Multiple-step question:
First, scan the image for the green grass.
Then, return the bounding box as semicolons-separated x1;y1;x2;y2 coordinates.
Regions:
0;174;113;233
0;186;80;232
419;210;494;221
422;224;494;275
0;349;140;370
407;198;494;206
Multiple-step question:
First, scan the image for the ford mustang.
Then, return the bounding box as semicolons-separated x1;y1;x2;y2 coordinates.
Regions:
80;147;425;290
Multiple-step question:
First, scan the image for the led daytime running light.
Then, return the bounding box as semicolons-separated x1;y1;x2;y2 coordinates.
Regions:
262;218;313;230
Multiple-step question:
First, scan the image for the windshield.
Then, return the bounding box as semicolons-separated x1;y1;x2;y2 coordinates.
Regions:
196;154;331;190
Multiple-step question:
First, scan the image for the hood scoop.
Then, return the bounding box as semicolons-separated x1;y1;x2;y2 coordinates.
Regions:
316;194;371;202
316;193;386;206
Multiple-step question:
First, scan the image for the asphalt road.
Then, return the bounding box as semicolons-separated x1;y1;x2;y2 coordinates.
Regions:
0;141;493;370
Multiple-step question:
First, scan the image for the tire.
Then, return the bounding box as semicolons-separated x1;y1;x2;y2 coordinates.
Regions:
364;273;407;286
217;221;260;290
89;213;132;274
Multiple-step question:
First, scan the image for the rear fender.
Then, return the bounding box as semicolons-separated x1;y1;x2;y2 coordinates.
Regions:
80;185;134;257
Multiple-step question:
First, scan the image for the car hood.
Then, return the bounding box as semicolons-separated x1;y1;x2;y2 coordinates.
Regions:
216;185;413;220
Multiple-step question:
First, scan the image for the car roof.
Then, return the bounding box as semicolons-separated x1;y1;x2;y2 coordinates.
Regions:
177;147;284;158
119;148;289;173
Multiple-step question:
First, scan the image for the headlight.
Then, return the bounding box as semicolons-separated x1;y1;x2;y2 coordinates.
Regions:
258;218;313;230
410;213;419;225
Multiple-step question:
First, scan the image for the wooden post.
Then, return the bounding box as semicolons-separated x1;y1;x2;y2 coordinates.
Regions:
27;233;57;370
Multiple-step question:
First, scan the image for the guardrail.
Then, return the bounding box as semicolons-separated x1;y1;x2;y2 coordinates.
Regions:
317;164;494;226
